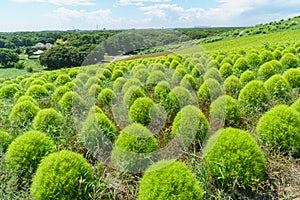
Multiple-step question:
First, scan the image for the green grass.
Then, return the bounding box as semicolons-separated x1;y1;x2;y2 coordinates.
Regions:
202;29;300;51
0;68;30;79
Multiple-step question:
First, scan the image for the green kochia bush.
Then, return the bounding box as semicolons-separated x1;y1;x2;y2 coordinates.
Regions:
258;62;275;80
6;131;54;178
0;130;13;153
223;75;242;98
180;74;198;90
283;68;300;88
129;97;157;126
260;50;274;63
16;95;39;106
280;53;299;68
264;75;290;98
204;128;266;187
33;108;64;135
123;86;146;108
233;57;249;76
210;95;240;126
30;150;92;200
138;160;204;200
26;85;49;99
55;74;72;86
97;88;115;107
111;123;159;172
197;78;224;101
219;63;232;79
0;83;20;98
238;80;268;109
53;85;71;102
9;101;40;126
81;110;117;146
240;70;255;85
291;99;300;113
256;105;300;156
171;105;209;147
58;91;86;112
165;86;196;116
153;81;170;101
204;67;222;84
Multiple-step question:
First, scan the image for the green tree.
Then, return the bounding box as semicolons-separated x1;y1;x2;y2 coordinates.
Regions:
40;45;84;69
0;48;19;67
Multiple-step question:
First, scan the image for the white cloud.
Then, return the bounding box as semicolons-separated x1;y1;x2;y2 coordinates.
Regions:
117;0;171;6
12;0;95;6
47;7;152;30
137;1;300;27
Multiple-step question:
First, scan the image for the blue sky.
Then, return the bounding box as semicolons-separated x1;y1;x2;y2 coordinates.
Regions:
1;0;300;32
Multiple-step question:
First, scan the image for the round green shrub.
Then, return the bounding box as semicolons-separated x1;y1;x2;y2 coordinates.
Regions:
264;75;290;98
81;110;117;153
111;69;124;81
240;70;255;86
123;86;146;108
113;77;126;93
197;78;224;101
68;68;79;78
153;81;170;101
166;86;195;115
258;62;275;80
260;50;274;63
238;80;268;109
268;60;282;72
256;105;300;156
58;91;86;112
129;97;158;126
31;79;46;86
16;95;39;106
272;50;282;60
134;69;150;83
220;57;233;65
6;131;54;177
246;52;261;67
9;101;40;125
26;85;48;98
283;68;300;88
138;160;204;200
146;70;166;85
180;74;198;90
210;95;240;126
30;150;92;200
204;128;266;187
85;76;100;89
291;99;300;113
33;108;64;135
88;84;102;97
233;57;249;76
204;67;222;84
97;88;115;106
280;53;299;68
55;74;72;86
223;75;242;98
171;70;184;85
53;86;71;102
43;83;55;92
122;78;142;93
219;63;232;79
111;123;159;172
172;105;209;146
0;130;13;153
0;83;20;98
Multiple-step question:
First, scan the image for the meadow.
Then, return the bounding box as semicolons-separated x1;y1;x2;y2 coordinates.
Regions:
0;17;300;200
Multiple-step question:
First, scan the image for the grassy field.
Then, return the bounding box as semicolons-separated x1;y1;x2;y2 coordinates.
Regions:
0;25;300;199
